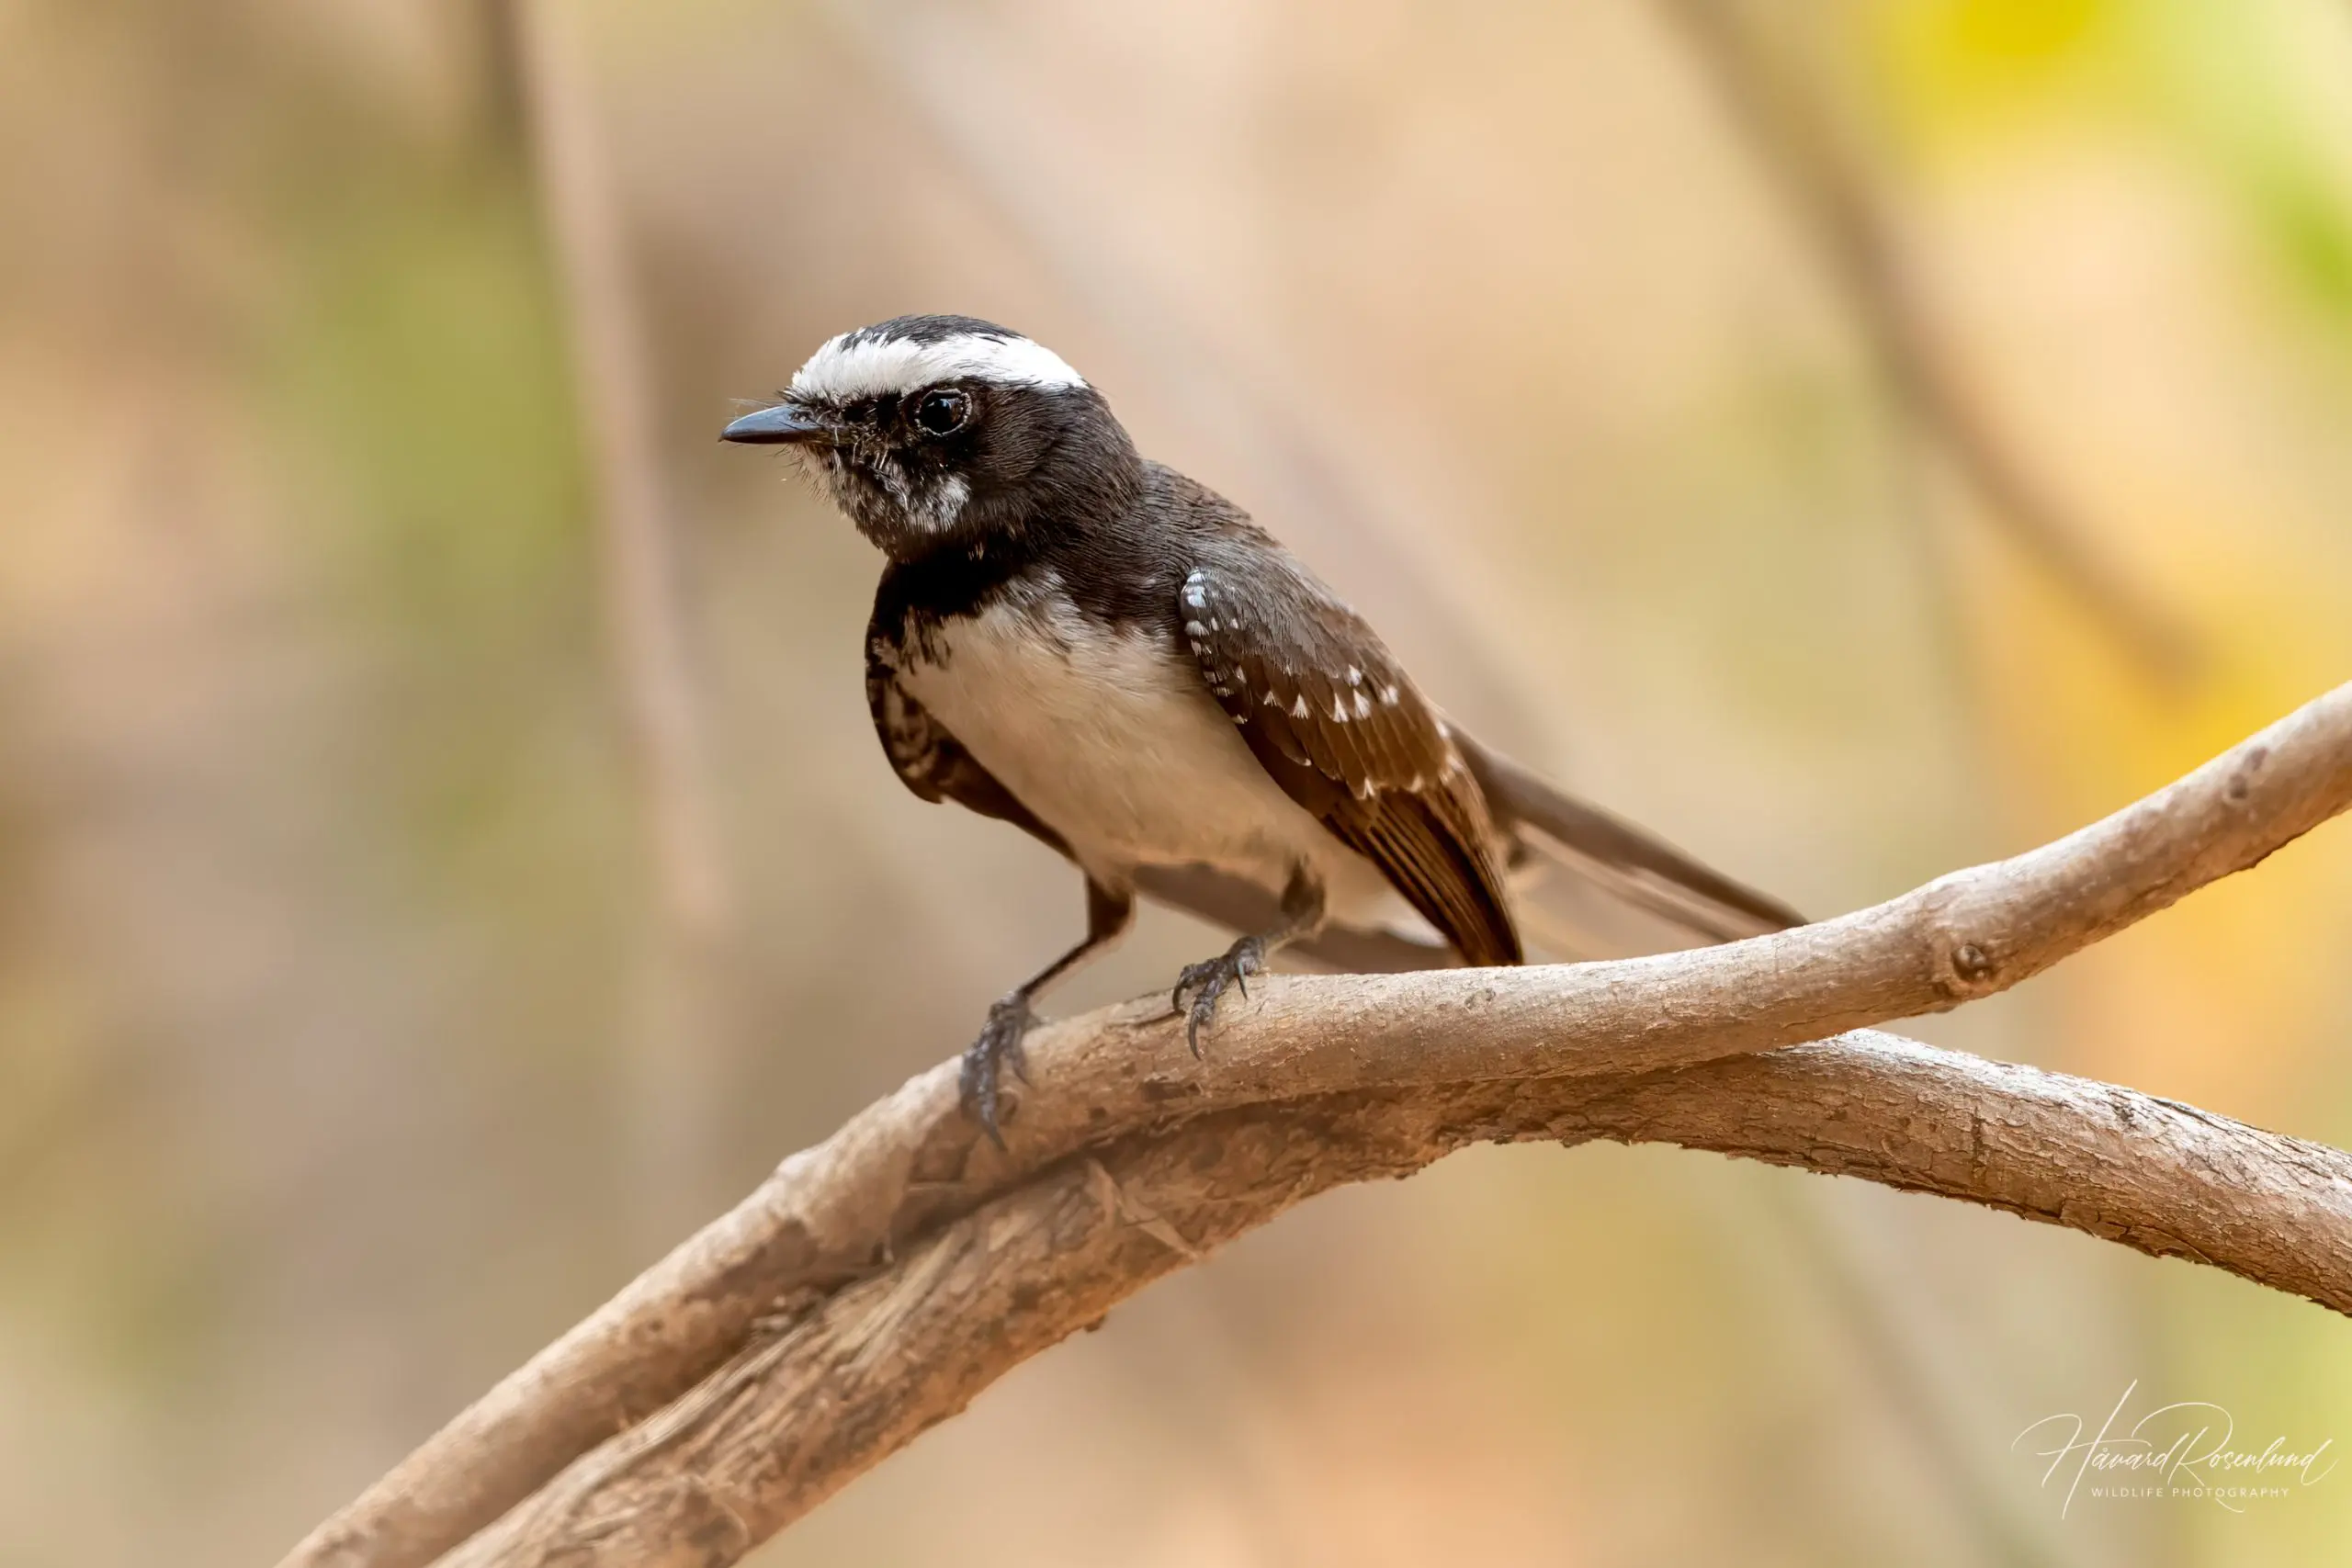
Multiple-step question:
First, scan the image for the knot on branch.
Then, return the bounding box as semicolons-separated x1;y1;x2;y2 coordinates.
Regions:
277;680;2352;1568
1917;875;2008;1000
1938;936;2003;997
2224;743;2272;807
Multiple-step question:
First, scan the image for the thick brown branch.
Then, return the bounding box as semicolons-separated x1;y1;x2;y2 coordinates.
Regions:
438;1032;2352;1566
280;679;2352;1568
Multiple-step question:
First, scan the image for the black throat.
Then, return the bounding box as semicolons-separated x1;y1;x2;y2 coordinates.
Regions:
870;460;1235;661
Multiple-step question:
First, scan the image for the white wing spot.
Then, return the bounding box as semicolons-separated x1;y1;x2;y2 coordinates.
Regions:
1231;713;1249;725
1182;582;1208;609
1261;691;1280;707
1379;684;1401;705
1185;620;1208;637
1346;666;1363;685
1289;694;1308;719
1329;696;1350;723
1353;690;1373;718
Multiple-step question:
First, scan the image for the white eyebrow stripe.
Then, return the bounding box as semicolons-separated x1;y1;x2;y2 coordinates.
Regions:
790;332;1088;400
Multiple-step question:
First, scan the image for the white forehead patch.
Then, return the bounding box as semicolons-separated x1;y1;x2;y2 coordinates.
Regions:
789;331;1087;402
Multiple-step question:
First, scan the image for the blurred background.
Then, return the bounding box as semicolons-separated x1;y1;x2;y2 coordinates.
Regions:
6;0;2352;1562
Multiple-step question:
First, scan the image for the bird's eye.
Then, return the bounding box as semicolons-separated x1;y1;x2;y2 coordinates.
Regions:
914;388;971;436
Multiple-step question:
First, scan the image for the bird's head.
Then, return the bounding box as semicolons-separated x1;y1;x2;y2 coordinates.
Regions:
722;315;1138;561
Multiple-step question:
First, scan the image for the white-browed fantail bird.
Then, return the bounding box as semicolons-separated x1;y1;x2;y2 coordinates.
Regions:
724;314;1801;1142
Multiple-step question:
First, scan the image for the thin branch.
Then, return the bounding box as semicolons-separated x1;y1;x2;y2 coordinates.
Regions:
823;0;1537;739
1657;0;2200;680
514;0;726;942
279;680;2352;1568
1755;1182;2071;1567
843;7;2064;1544
439;1032;2352;1566
509;0;736;1228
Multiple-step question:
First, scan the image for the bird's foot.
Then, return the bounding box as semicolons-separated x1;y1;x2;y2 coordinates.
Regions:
959;993;1036;1149
1170;935;1266;1057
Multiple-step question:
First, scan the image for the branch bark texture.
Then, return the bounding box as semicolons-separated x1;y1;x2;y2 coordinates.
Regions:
280;681;2352;1568
438;1032;2352;1568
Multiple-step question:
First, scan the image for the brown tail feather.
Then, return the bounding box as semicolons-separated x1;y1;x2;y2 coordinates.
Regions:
1131;742;1799;976
1457;735;1804;946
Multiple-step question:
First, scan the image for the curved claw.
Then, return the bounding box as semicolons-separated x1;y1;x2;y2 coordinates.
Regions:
1170;937;1265;1059
959;995;1037;1149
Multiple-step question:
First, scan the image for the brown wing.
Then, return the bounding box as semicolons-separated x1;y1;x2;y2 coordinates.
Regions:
867;643;1466;967
866;636;1071;858
1181;563;1521;965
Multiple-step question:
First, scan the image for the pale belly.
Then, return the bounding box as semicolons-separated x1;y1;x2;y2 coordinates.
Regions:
898;593;1398;921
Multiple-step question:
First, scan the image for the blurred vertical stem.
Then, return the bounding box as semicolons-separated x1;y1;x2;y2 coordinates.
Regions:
1657;0;2200;685
507;0;735;1234
825;0;1536;748
1756;1182;2075;1568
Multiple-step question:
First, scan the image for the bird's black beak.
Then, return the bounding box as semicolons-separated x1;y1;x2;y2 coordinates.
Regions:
720;401;828;445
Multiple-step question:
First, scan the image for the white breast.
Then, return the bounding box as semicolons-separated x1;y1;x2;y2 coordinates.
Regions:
897;585;1396;919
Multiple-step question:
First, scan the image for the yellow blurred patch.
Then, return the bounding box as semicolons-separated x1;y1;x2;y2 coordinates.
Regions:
1955;501;2352;1112
1872;0;2111;143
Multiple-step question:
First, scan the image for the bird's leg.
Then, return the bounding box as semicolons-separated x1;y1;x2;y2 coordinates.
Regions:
962;878;1134;1147
1171;864;1325;1056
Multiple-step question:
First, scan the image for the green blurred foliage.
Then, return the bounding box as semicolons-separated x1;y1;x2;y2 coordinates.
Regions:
4;2;2352;1565
1875;0;2352;335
